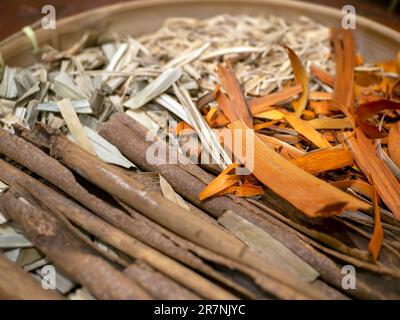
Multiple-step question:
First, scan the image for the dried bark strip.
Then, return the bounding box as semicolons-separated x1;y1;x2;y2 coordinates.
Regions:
0;253;63;300
216;63;253;128
249;85;303;114
0;189;152;300
0;126;241;292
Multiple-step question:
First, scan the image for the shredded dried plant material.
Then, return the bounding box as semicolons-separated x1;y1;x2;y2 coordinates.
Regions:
0;11;400;301
368;187;384;261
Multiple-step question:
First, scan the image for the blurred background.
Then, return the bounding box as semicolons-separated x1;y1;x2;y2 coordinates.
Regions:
0;0;399;40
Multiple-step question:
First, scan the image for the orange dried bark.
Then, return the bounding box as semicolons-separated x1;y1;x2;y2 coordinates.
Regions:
196;84;220;109
331;179;374;200
309;100;331;115
368;188;383;261
205;107;218;126
292;147;354;175
249;85;303;114
199;163;241;201
228;120;369;217
307;118;352;130
212;111;230;127
284;46;309;117
347;128;400;220
253;119;281;131
256;134;305;160
176;121;193;135
217;183;264;198
332;29;356;115
216;63;253;128
309;91;332;101
357;99;400;139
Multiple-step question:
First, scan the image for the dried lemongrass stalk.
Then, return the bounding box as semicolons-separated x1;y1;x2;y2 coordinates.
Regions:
139;15;333;96
159;174;190;211
124;68;182;109
388;122;400;168
228;120;369;217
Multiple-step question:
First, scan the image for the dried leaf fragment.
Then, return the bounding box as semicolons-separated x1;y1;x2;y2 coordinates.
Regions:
228;120;369;217
249;85;303;114
159;175;190;211
388;122;400;168
285;114;331;149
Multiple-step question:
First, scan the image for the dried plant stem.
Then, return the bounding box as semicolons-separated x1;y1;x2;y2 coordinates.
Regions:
0;189;152;300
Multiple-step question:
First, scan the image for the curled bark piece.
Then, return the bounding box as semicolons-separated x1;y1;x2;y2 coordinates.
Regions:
124;262;201;300
0;189;152;300
0;253;63;300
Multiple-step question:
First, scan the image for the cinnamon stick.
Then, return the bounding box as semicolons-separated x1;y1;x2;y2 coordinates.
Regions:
0;188;152;300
